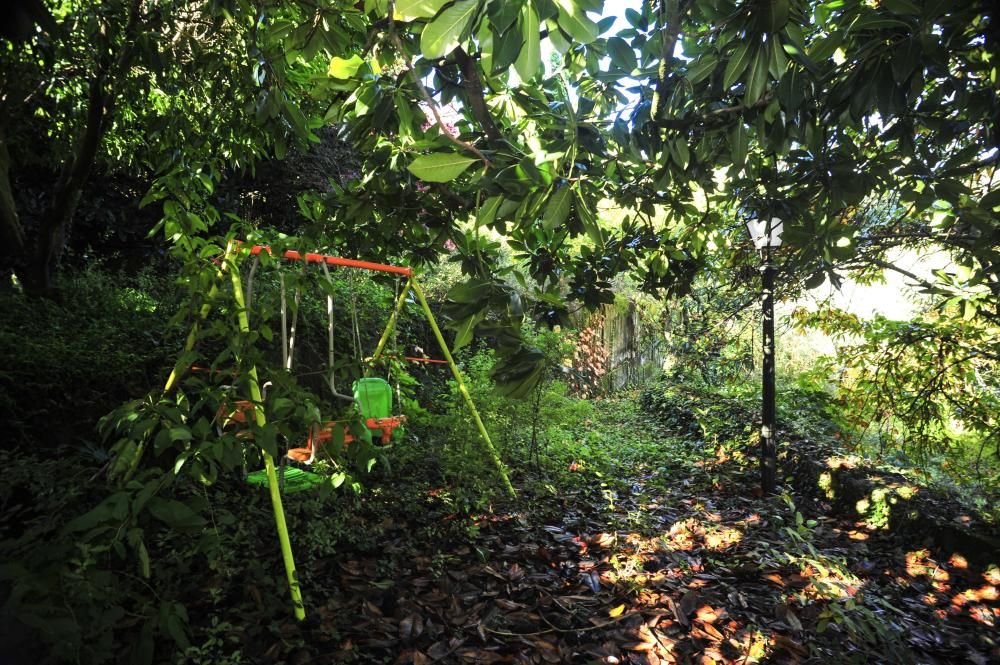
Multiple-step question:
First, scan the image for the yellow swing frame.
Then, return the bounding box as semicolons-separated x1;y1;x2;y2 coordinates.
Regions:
156;241;515;621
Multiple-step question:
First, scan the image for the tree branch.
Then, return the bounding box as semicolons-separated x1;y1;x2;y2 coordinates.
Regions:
866;257;938;293
650;0;689;120
387;7;491;169
453;46;504;144
653;92;775;130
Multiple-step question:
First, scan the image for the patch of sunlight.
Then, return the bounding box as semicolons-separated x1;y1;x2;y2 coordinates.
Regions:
905;550;950;581
825;455;859;469
664;518;702;551
855;497;870;515
119;287;157;313
949;553;968;569
968;604;997;626
818;471;835;499
704;527;743;551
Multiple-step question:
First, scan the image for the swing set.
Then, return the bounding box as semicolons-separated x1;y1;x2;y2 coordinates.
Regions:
157;241;515;621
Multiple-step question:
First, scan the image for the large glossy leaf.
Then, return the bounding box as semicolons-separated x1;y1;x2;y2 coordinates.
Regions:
514;5;541;82
394;0;449;22
451;311;485;351
147;497;207;531
542;187;572;230
407;153;479;182
420;0;479;59
686;53;717;85
723;42;751;89
744;46;769;105
607;36;637;73
477;195;504;227
671;138;690;170
553;0;598;44
730;122;748;173
328;55;364;79
491;347;546;399
447;278;494;303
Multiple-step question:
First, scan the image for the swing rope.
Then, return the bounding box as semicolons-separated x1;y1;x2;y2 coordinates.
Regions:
320;261;355;403
349;271;363;365
244;255;260;315
279;271;302;372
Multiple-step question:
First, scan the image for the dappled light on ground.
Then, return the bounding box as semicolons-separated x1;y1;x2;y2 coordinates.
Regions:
234;398;1000;664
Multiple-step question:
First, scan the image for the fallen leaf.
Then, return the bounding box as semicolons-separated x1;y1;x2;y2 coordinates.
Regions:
679;589;701;617
696;604;719;624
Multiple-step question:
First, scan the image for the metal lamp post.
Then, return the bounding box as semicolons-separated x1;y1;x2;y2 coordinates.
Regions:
745;216;783;495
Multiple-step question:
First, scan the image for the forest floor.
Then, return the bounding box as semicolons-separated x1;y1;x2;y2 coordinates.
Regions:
190;398;998;665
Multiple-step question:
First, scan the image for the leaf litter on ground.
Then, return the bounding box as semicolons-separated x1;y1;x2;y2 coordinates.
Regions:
203;396;998;664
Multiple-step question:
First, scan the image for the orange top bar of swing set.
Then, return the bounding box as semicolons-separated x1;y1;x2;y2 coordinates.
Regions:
248;244;413;277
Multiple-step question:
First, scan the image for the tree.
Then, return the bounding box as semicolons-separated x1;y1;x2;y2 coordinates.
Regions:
0;0;368;294
302;0;996;393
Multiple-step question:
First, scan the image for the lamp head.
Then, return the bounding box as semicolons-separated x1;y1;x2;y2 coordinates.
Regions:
745;216;784;250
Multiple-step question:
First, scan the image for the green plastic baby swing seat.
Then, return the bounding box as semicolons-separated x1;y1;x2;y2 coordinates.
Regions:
353;377;393;419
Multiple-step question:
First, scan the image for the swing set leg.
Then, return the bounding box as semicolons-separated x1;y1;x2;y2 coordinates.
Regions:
409;280;517;500
231;254;306;621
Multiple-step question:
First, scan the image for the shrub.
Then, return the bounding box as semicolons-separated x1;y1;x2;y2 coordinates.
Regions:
0;267;183;451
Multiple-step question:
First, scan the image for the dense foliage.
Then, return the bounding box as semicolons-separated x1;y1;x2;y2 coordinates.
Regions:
0;0;998;661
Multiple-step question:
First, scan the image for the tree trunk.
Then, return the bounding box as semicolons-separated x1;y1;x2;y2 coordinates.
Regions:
0;0;140;295
0;134;28;285
28;69;110;295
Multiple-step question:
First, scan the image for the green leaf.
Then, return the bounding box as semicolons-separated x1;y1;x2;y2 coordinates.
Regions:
328;54;364;79
672;138;690;170
777;67;805;112
546;19;571;54
164;604;191;650
394;0;449;21
491;347;546;399
980;188;1000;210
477;195;504;227
576;188;604;244
543;187;572;230
452;311;485;351
147;497;208;531
763;0;789;33
514;5;541;82
407;152;479;182
963;300;977;320
686;53;718;85
420;0;479;59
607;36;637;73
723;42;751;89
744;47;769;105
554;0;598;45
492;25;523;72
448;278;493;302
730;122;748;172
804;271;825;289
137;540;151;578
891;38;920;83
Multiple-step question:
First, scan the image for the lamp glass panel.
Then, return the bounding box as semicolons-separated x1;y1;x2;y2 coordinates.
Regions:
767;217;784;247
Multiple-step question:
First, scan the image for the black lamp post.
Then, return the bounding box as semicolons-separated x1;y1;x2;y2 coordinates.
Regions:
745;216;783;495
